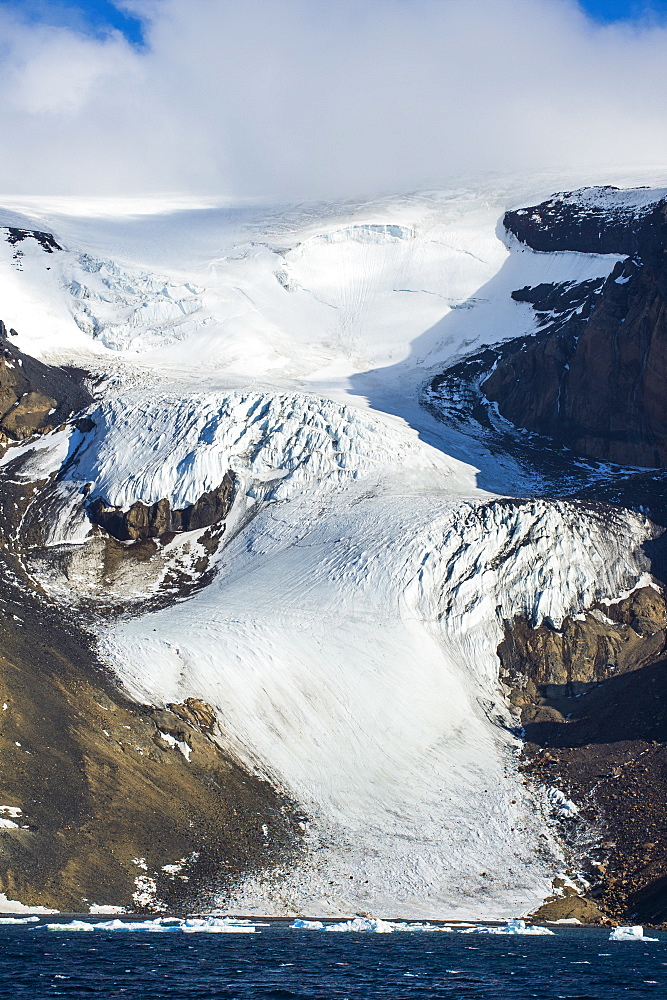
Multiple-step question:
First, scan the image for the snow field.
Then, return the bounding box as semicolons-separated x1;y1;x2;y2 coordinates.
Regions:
2;185;624;388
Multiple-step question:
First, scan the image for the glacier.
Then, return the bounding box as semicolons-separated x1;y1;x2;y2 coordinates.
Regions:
0;175;664;919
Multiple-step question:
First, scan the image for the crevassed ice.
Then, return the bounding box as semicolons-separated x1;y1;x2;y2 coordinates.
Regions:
308;223;415;245
61;389;417;510
65;253;207;352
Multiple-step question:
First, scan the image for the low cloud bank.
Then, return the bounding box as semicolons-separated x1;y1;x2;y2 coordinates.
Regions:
0;0;666;199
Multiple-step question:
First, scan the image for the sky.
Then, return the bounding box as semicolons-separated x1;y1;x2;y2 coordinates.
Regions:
0;0;666;201
579;0;667;23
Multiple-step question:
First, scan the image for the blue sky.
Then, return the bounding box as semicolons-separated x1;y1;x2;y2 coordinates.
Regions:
2;1;667;49
580;0;667;20
0;0;145;45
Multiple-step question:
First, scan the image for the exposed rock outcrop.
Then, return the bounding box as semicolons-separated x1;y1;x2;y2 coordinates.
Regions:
501;585;667;924
168;698;217;734
4;228;63;255
504;187;665;256
0;469;301;913
499;587;667;706
530;880;608;925
87;472;235;542
0;322;92;444
483;191;667;467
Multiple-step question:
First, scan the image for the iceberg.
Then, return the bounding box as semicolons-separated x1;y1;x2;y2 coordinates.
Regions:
181;917;256;933
326;917;394;933
609;925;659;942
45;921;97;932
43;916;257;933
463;919;554;936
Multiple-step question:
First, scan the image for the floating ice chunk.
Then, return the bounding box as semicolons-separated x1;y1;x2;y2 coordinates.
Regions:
401;922;449;932
326;917;394;933
182;917;256;933
463;919;554;936
0;916;39;924
93;918;177;932
291;918;455;933
609;925;659;942
45;916;258;933
45;921;96;932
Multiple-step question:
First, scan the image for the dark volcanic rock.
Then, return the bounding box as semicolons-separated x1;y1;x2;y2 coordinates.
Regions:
483;192;667;467
4;228;63;254
88;472;235;542
504;187;666;256
0;323;92;443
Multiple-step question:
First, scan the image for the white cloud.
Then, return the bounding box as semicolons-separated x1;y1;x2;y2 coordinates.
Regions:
0;0;666;199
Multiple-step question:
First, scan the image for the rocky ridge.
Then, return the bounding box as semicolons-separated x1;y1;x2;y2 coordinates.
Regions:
484;188;667;467
87;472;235;542
0;321;92;445
424;186;667;925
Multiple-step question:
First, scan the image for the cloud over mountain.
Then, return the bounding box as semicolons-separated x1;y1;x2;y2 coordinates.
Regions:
0;0;666;199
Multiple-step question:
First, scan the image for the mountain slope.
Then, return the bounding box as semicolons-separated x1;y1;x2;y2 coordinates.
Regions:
0;178;664;919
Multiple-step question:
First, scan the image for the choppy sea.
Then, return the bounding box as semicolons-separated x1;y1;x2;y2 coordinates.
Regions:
2;915;666;998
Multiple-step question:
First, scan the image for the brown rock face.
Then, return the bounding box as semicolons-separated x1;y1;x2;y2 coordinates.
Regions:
499;587;667;702
530;884;607;925
502;586;667;923
483;195;667;468
88;472;235;542
0;324;92;443
0;455;301;914
168;699;217;734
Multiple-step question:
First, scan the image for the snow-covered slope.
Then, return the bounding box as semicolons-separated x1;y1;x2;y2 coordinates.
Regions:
0;176;662;918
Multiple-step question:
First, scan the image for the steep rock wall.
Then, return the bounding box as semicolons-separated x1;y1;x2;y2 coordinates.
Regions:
484;191;667;467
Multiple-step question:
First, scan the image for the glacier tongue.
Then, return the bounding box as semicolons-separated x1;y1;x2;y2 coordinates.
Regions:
89;390;649;918
1;180;661;918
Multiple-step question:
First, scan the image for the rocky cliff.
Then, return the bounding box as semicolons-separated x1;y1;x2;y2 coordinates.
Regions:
500;586;667;924
88;473;235;542
0;321;92;444
483;189;667;468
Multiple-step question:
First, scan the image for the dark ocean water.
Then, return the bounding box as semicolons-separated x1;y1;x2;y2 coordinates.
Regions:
2;919;667;999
